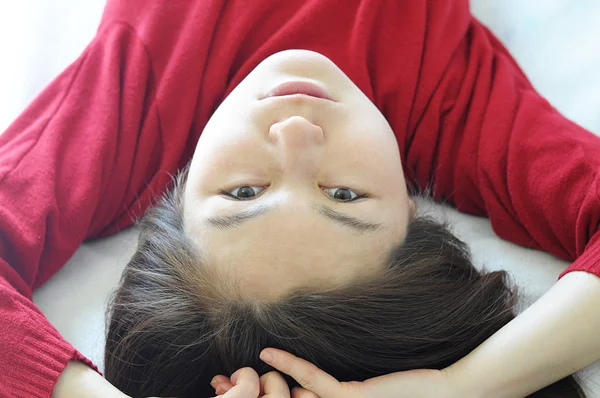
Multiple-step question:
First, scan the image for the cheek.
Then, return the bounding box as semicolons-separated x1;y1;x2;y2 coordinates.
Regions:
340;139;404;183
189;131;272;187
335;116;400;163
192;114;258;168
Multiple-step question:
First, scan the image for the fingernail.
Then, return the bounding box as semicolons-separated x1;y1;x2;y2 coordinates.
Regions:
260;350;274;363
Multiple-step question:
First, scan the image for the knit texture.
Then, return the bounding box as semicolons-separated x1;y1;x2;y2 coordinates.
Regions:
1;1;599;396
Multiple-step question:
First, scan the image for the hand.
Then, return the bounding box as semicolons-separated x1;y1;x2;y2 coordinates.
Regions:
211;367;291;398
253;348;454;398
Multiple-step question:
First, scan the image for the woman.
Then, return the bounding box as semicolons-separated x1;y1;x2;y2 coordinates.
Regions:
103;175;585;398
1;1;599;397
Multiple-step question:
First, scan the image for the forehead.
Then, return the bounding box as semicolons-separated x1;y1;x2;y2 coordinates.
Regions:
191;204;402;299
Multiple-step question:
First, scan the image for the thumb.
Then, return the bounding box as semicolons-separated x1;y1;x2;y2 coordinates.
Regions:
222;367;260;398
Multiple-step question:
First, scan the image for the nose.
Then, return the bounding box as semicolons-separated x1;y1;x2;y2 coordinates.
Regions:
269;116;325;149
269;116;325;178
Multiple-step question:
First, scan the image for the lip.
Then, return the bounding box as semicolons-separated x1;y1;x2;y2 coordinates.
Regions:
264;81;333;101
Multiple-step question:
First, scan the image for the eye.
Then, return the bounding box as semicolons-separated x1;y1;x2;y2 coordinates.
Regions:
221;186;266;200
323;187;365;202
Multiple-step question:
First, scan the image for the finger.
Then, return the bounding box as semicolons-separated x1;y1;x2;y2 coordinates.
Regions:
230;367;259;386
222;368;260;398
211;375;234;395
260;348;340;397
291;387;321;398
260;371;291;397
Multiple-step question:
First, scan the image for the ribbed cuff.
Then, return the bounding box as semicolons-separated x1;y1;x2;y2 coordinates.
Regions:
7;317;98;398
560;232;600;279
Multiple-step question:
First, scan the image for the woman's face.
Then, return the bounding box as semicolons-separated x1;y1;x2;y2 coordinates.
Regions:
184;50;413;299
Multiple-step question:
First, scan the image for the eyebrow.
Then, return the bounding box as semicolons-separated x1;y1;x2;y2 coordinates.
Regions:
204;202;382;234
312;204;382;234
205;204;272;229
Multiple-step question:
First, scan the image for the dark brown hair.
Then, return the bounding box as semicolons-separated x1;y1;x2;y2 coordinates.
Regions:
104;171;585;398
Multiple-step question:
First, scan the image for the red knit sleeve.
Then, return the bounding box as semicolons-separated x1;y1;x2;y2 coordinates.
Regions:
0;23;169;397
402;1;600;278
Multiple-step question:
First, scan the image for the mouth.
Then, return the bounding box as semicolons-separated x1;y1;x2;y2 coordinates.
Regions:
264;81;334;101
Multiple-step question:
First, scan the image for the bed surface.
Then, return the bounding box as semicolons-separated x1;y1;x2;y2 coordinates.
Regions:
1;1;599;395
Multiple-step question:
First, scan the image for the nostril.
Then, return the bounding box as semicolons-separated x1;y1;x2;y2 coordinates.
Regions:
269;116;325;146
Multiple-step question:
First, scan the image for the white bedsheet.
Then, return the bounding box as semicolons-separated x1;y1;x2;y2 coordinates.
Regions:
1;1;599;395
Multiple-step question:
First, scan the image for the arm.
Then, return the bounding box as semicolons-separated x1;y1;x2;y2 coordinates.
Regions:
53;362;128;398
0;17;192;397
400;0;600;395
402;0;600;273
446;271;600;397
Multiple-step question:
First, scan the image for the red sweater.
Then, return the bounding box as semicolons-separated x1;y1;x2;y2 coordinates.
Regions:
1;1;600;396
